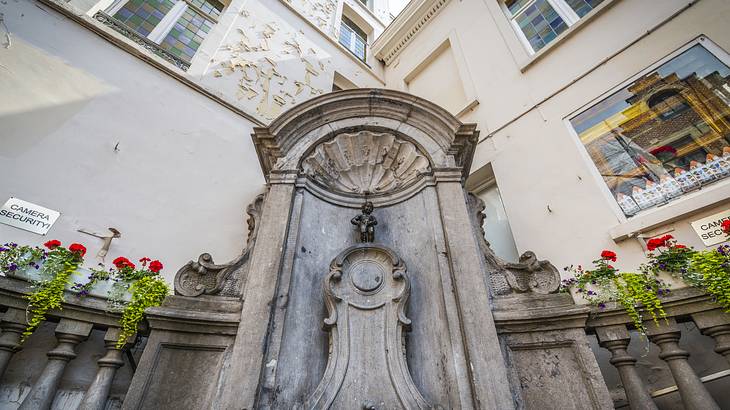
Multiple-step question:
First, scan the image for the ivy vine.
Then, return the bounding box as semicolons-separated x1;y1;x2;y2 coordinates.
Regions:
117;276;169;348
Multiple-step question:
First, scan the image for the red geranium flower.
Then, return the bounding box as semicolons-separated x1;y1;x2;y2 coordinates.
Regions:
607;265;615;270
600;250;617;262
674;244;687;249
722;220;730;234
44;240;61;250
149;260;163;273
647;234;676;251
113;256;135;270
68;243;86;257
139;257;151;266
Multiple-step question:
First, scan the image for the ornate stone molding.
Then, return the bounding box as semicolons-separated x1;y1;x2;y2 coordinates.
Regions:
174;193;265;297
371;0;453;66
301;131;431;195
467;193;561;295
305;244;432;409
252;89;478;183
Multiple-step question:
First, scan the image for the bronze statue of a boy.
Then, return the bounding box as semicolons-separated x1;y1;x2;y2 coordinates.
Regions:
351;201;377;243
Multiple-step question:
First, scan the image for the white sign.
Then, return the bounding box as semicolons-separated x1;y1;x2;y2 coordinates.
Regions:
0;197;60;235
690;209;730;247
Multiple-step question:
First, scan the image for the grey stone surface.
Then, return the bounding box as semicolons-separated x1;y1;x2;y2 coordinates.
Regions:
493;293;613;409
304;244;431;409
646;318;720;410
595;325;657;410
18;319;93;410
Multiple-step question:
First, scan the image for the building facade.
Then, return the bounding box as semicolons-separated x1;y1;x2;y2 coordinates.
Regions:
2;0;730;408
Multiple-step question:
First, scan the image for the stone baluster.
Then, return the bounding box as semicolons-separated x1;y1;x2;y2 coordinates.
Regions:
0;308;26;377
691;309;730;364
646;318;720;410
18;319;92;410
595;325;657;410
77;328;128;410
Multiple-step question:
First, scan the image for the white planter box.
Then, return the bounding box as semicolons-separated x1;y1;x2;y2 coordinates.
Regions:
5;263;132;302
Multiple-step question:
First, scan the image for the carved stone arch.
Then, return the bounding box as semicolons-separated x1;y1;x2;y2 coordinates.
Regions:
252;89;479;184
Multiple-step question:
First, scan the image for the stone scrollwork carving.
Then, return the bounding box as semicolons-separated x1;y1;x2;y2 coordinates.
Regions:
301;131;431;195
305;244;433;409
503;251;561;294
466;193;561;295
174;193;265;297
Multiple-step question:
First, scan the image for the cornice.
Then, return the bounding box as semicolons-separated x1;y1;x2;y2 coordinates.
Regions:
371;0;452;66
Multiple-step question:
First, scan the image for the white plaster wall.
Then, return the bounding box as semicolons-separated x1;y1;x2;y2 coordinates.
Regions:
381;0;730;275
0;0;266;282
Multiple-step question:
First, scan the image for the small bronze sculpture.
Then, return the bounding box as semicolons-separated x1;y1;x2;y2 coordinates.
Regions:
351;201;377;243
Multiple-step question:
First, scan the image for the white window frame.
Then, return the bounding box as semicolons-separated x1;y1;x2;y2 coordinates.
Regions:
500;0;588;54
339;16;368;61
564;36;730;223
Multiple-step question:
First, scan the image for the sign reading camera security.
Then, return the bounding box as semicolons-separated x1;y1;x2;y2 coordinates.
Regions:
691;209;730;247
0;198;60;235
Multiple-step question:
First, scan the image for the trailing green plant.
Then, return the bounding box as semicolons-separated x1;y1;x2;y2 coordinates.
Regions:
23;240;87;341
562;250;668;334
117;275;169;348
689;245;730;311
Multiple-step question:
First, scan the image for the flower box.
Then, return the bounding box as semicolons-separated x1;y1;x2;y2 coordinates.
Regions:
5;262;132;302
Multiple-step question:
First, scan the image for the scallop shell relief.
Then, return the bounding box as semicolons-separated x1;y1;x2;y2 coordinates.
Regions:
301;131;431;194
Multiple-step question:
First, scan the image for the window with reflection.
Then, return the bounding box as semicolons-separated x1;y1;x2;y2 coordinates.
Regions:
339;15;367;62
570;43;730;217
502;0;604;53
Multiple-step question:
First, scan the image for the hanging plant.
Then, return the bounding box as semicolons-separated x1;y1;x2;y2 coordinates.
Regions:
562;250;668;334
22;241;87;341
688;245;730;311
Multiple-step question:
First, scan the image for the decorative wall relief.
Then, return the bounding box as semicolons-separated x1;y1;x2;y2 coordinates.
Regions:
284;0;338;35
304;244;432;409
206;0;334;122
301;131;431;194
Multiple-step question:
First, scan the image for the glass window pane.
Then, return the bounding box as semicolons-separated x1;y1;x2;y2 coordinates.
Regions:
159;7;214;62
512;0;567;52
569;44;730;217
339;16;367;61
565;0;605;18
113;0;174;36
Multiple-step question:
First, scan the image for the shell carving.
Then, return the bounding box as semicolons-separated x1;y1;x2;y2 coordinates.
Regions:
301;131;431;194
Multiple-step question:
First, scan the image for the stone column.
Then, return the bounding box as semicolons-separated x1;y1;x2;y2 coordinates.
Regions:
691;310;730;364
218;177;296;409
19;319;93;410
434;175;515;410
0;308;26;377
595;325;657;410
646;318;719;410
78;328;127;410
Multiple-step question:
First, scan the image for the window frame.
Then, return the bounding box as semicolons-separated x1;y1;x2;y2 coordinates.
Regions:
564;36;730;223
499;0;596;54
106;0;222;62
339;15;368;62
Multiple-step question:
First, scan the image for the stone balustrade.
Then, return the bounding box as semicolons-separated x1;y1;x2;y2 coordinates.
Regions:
0;275;141;409
586;287;730;409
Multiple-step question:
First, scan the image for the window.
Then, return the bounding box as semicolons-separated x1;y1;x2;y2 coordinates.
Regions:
569;42;730;217
339;16;367;62
358;0;372;10
502;0;604;53
109;0;223;64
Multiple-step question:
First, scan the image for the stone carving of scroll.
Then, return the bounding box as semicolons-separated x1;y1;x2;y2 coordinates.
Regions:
304;244;432;409
301;131;431;195
503;251;561;294
174;193;265;297
466;193;560;295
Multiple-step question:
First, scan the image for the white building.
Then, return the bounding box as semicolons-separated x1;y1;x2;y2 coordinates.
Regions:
2;0;730;285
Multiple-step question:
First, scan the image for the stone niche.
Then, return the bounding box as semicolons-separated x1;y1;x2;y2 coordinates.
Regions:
124;89;611;410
